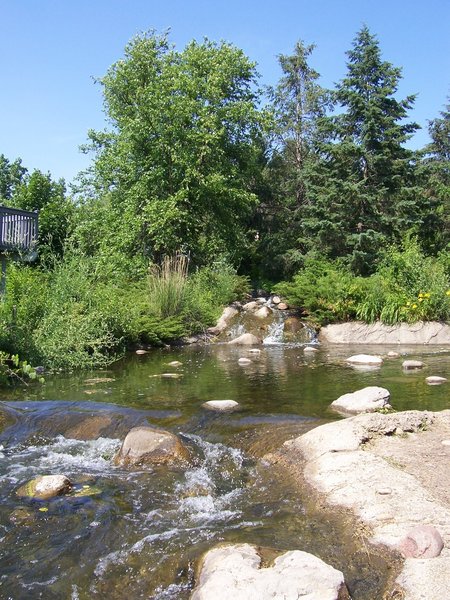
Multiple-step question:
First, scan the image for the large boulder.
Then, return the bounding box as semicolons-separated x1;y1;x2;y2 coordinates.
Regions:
331;386;391;415
114;426;190;467
254;305;272;319
319;321;450;344
191;544;349;600
228;333;262;346
208;306;239;335
16;475;73;500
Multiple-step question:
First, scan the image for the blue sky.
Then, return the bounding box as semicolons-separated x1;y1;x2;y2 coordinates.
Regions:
1;0;449;185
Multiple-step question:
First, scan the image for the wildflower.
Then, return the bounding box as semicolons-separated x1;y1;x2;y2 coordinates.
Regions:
424;293;431;298
418;293;424;298
446;290;450;296
406;301;411;307
412;304;417;309
419;298;423;302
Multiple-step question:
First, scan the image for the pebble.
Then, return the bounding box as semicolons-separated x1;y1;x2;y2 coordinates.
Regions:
402;360;424;370
426;376;447;385
238;357;252;365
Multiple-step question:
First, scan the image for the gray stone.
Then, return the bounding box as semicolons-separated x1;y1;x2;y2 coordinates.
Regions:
191;544;349;600
228;333;262;346
115;426;190;467
319;321;450;344
271;295;281;305
167;361;183;367
387;351;400;358
346;354;383;365
304;346;319;353
242;301;259;311
398;525;444;558
16;475;73;500
402;360;424;370
238;357;252;365
202;400;239;412
331;386;391;415
254;305;272;319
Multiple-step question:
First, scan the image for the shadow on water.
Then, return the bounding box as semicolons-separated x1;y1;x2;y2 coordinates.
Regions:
0;341;449;598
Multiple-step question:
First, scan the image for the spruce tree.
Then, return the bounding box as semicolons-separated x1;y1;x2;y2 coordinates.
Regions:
303;26;420;273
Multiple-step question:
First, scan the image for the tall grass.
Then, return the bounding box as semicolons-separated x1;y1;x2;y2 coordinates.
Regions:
147;254;190;319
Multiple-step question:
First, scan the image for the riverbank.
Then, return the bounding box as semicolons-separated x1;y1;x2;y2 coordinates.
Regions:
267;410;450;599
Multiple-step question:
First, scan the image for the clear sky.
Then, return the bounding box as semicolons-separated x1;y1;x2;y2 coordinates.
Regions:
1;0;449;185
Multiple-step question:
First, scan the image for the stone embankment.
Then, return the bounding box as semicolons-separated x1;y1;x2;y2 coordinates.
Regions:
319;321;450;344
269;410;450;600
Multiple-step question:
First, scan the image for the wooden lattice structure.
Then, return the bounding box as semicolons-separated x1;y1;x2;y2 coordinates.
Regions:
0;206;38;293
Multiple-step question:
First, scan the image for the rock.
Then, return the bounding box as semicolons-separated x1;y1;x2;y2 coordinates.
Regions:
202;400;240;412
191;544;349;600
208;306;239;335
319;321;450;344
277;302;288;310
426;376;447;385
114;426;190;467
243;301;259;311
283;316;303;333
254;305;272;319
398;525;444;558
304;345;319;353
228;333;262;346
346;354;383;366
331;386;391;415
248;348;261;354
387;351;400;358
238;357;252;365
167;361;183;367
271;295;281;305
159;373;183;379
136;349;148;355
16;475;73;500
402;360;424;370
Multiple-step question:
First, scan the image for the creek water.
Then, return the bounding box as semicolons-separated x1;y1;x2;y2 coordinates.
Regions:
0;332;449;599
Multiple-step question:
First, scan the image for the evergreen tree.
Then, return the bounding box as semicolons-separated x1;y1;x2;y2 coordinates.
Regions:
302;26;421;273
258;41;328;278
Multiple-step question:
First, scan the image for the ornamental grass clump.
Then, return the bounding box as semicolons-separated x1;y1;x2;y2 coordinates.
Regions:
147;254;190;319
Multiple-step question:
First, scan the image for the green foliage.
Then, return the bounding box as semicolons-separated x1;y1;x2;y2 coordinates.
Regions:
76;31;268;267
274;257;357;324
275;240;450;326
0;351;45;386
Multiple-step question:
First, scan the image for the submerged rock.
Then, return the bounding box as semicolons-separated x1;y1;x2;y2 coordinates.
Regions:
304;345;319;353
331;386;391;415
238;357;252;365
16;475;73;500
228;333;262;346
115;426;190;467
167;361;183;367
191;544;349;600
202;400;240;412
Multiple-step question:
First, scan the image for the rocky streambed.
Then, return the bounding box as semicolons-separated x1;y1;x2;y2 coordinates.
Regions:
1;324;449;598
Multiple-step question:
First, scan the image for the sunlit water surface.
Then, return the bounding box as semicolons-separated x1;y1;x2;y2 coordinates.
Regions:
0;342;449;599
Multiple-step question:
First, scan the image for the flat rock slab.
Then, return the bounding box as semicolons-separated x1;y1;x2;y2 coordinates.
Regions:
346;354;383;365
115;426;190;467
16;475;72;500
191;544;349;600
331;386;391;415
319;321;450;344
278;410;450;600
202;400;240;412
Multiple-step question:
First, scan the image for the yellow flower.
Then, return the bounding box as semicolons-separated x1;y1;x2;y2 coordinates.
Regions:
418;293;424;298
38;507;49;512
406;301;411;307
446;290;450;296
412;304;418;309
424;293;431;298
418;298;423;302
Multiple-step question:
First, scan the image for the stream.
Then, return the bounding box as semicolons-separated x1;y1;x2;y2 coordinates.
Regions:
1;321;449;599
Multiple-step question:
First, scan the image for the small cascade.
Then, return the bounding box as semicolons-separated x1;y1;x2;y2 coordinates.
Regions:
262;317;286;345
